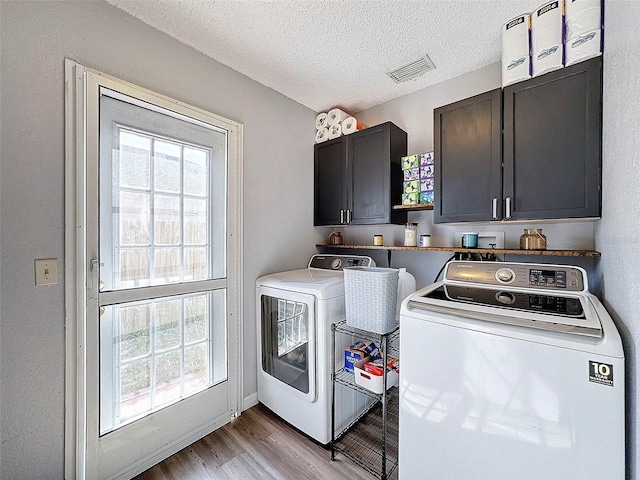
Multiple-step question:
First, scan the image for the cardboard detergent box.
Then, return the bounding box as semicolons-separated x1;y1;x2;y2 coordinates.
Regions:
344;348;368;373
345;340;381;373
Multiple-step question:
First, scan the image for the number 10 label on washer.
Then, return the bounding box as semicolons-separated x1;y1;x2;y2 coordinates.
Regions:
589;360;614;386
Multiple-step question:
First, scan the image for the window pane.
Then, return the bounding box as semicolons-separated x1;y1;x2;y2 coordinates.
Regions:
119;304;150;360
119;191;150;245
155;299;181;350
119;248;150;287
155;351;182;406
102;124;221;291
184;247;207;281
154;141;181;193
154;195;180;245
119;131;151;190
153;248;180;285
184;147;208;196
120;359;151;421
100;291;223;434
185;295;207;343
184;344;208;395
184;198;207;245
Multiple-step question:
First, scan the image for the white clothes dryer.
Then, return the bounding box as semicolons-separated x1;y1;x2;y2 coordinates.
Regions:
256;254;376;444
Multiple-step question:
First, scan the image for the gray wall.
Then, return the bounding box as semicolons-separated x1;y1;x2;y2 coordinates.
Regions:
598;1;640;478
0;1;319;478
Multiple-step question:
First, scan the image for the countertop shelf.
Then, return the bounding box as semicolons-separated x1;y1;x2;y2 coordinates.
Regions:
317;244;601;257
392;203;434;211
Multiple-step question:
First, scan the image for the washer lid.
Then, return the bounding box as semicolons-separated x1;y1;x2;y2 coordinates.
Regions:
406;283;603;338
427;284;585;318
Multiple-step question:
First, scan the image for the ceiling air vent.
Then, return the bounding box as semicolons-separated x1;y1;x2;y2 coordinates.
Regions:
386;55;436;83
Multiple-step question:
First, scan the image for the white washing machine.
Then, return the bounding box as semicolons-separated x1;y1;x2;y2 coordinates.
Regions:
256;254;375;444
399;260;625;479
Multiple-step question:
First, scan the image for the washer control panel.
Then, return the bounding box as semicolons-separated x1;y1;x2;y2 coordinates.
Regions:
308;254;375;270
444;261;586;292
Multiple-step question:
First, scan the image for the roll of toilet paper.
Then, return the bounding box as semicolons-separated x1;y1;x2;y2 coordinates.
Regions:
315;112;328;130
502;14;531;87
531;0;564;77
565;0;602;66
327;108;348;126
315;127;329;144
328;123;342;140
342;117;365;134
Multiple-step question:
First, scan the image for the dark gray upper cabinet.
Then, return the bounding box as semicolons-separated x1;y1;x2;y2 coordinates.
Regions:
433;89;502;223
503;57;602;220
314;122;407;226
314;137;348;226
434;56;602;224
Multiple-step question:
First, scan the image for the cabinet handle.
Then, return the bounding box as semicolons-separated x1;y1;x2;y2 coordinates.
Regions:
346;209;351;224
340;209;345;224
505;197;512;219
492;197;499;220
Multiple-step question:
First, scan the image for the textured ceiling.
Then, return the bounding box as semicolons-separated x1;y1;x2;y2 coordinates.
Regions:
106;0;541;113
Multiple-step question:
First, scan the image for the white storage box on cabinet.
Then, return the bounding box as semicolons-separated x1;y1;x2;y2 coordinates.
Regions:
344;267;399;334
353;358;399;394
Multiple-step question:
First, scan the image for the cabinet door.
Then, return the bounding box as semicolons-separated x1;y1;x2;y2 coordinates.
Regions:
314;137;347;226
348;122;407;225
503;57;602;220
434;89;502;223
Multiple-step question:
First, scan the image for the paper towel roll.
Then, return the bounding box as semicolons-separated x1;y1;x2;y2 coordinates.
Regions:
327;108;348;126
315;112;328;130
565;0;602;38
531;0;564;77
565;0;602;66
328;123;342;140
342;117;365;134
565;29;602;66
502;14;532;87
315;128;329;144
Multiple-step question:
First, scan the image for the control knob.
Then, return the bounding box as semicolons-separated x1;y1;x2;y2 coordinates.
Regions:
495;291;516;305
495;267;515;283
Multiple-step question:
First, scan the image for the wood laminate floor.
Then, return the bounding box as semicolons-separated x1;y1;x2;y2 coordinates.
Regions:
133;403;398;480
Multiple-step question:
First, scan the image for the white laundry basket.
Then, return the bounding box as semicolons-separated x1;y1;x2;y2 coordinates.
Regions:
344;267;399;334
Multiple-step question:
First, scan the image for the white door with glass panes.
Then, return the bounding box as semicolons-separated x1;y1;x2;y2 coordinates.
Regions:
65;62;242;480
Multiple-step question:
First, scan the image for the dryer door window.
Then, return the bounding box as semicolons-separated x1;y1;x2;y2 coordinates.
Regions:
261;291;315;395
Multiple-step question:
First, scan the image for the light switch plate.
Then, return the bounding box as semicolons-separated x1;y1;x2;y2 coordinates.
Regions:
35;258;58;285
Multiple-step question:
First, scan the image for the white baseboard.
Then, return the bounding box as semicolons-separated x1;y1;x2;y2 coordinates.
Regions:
243;392;259;411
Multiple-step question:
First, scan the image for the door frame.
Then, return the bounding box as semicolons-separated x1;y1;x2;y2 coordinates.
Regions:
64;59;244;479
